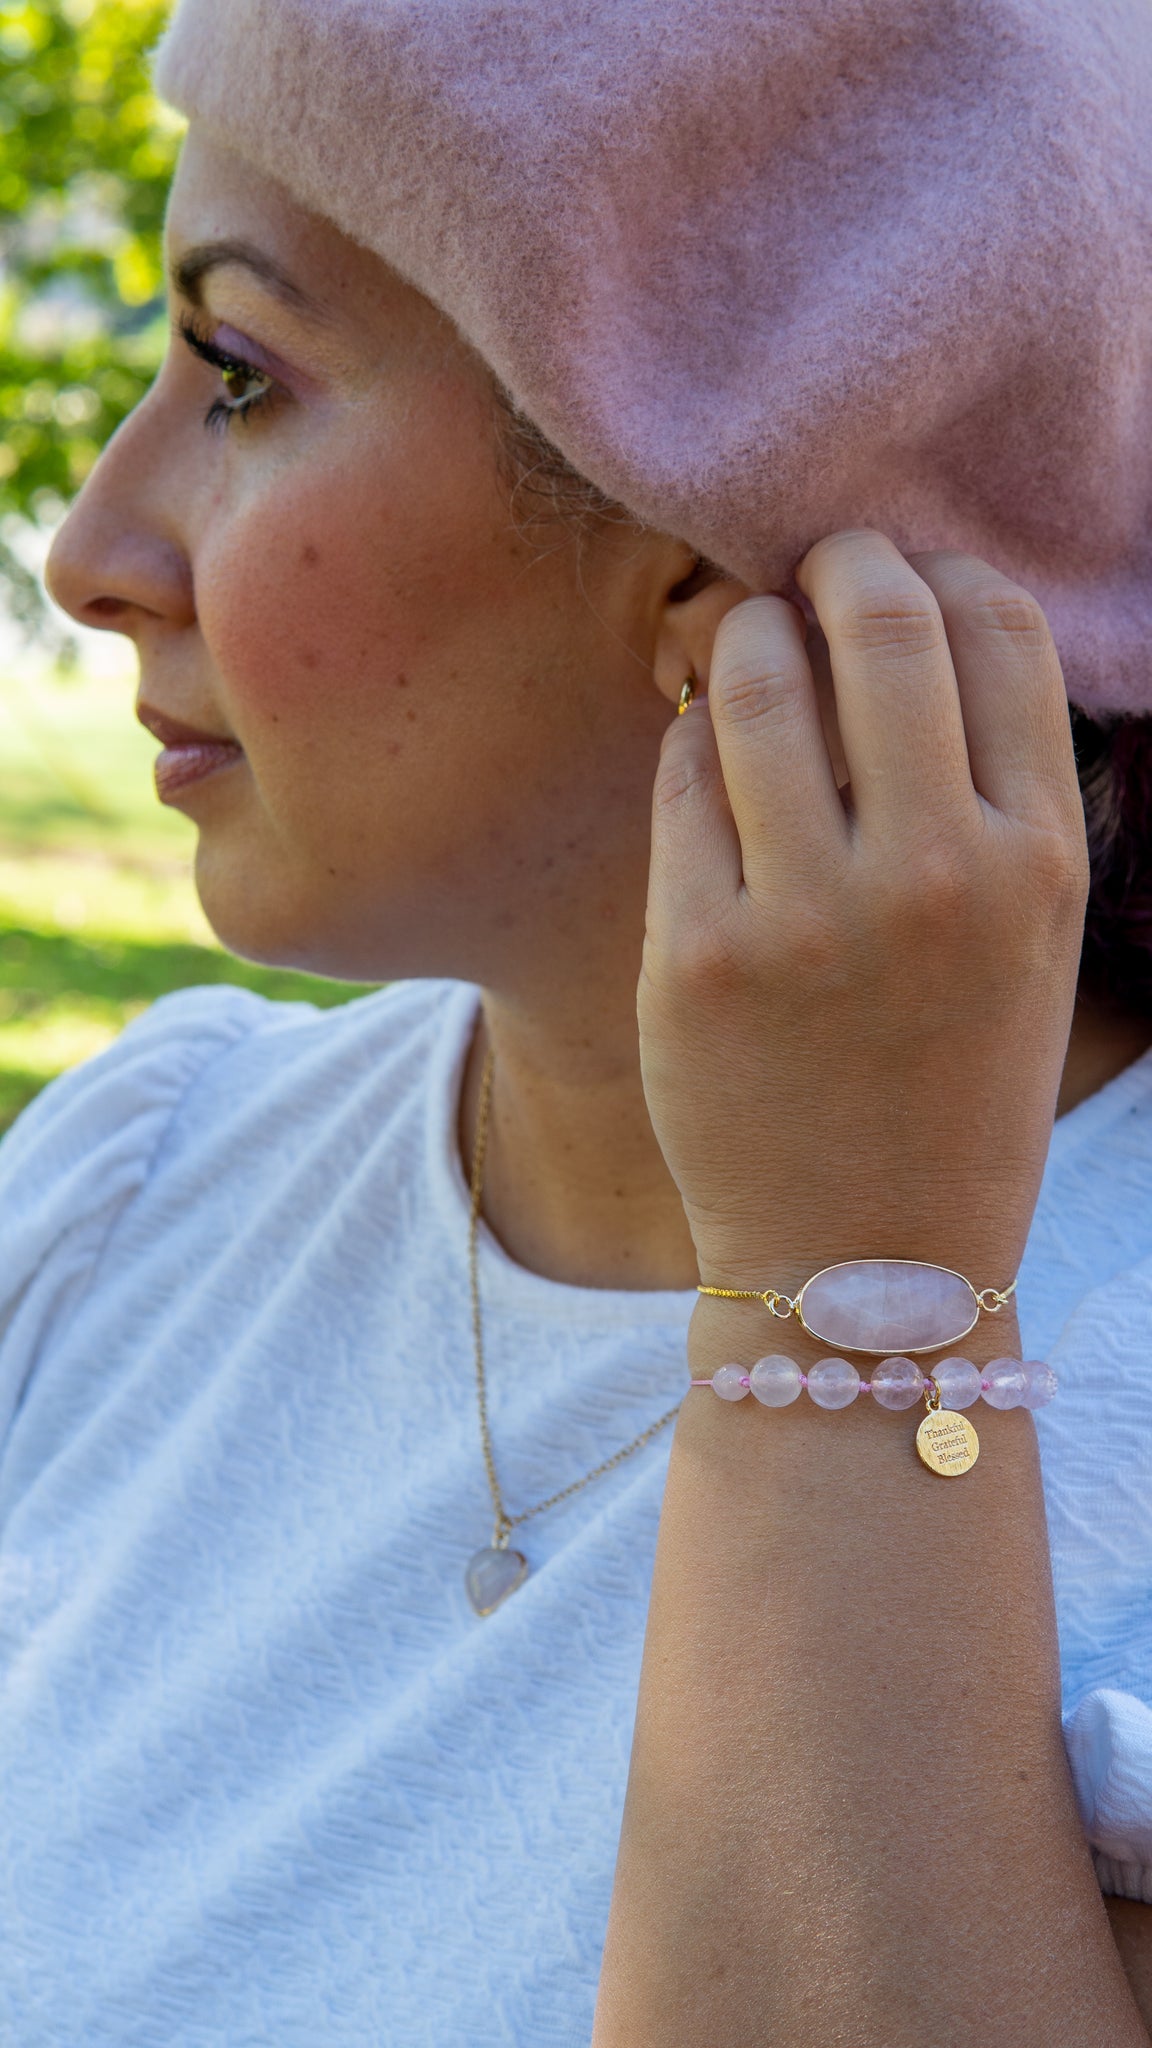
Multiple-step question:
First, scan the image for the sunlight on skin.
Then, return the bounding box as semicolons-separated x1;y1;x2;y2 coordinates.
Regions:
32;114;1152;2041
47;128;688;991
42;125;1152;1301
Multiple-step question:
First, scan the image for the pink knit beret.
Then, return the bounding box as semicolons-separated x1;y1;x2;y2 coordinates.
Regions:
153;0;1152;715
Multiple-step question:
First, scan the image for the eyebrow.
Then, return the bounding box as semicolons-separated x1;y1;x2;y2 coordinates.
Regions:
169;239;326;320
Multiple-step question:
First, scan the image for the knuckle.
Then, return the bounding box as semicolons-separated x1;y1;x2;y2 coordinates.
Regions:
906;847;973;926
869;836;979;934
652;749;713;815
967;585;1051;654
675;904;846;1002
1024;823;1090;908
834;585;943;659
709;658;805;733
672;915;754;1002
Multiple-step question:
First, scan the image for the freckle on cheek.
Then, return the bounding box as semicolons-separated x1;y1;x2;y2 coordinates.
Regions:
384;740;403;757
300;544;320;567
395;672;409;689
300;650;320;670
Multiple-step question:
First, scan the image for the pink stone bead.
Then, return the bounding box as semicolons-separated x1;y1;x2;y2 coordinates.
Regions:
712;1364;751;1401
749;1355;804;1407
798;1259;976;1353
869;1356;925;1410
930;1356;983;1411
981;1357;1028;1410
1019;1360;1058;1409
805;1358;861;1409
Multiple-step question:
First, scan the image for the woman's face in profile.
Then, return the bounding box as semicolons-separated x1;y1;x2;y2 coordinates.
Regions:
45;126;678;987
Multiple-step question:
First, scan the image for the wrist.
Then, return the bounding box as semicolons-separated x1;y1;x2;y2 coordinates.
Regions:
690;1233;1026;1308
687;1291;1023;1374
688;1245;1024;1373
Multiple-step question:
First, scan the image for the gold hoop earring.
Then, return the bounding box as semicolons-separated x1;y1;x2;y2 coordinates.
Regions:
677;676;697;715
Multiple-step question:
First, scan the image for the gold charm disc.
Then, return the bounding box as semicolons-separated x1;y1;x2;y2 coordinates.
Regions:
916;1408;980;1477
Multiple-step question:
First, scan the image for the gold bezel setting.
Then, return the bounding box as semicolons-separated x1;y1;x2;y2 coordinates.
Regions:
697;1261;1016;1357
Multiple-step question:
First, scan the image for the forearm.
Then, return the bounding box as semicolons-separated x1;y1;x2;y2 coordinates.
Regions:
594;1300;1147;2047
615;535;1139;2040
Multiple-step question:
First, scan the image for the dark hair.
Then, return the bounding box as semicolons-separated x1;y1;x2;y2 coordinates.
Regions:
1072;708;1152;1021
491;382;639;539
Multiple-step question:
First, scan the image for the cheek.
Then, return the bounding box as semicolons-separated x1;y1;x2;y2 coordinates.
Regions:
188;400;582;858
197;462;459;743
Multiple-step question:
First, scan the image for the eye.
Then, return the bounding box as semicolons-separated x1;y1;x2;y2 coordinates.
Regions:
206;359;272;432
177;312;279;434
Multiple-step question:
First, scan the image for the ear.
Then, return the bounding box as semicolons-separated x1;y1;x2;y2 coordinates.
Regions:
652;551;851;790
652;554;752;709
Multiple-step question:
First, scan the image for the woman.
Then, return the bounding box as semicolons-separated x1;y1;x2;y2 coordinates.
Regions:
4;0;1152;2040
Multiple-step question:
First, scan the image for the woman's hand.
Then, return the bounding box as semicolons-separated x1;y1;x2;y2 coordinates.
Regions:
637;528;1090;1294
596;529;1150;2048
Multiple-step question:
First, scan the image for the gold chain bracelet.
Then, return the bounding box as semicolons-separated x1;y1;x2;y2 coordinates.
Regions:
696;1257;1017;1357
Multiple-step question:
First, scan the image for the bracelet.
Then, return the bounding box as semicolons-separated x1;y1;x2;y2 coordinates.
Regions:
697;1257;1017;1356
688;1354;1057;1478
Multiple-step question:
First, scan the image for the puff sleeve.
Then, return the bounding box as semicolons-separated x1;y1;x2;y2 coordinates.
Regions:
1066;1691;1152;1902
1040;1259;1152;1902
0;985;266;1454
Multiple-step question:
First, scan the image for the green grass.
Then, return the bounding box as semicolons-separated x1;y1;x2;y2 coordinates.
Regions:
0;647;378;1134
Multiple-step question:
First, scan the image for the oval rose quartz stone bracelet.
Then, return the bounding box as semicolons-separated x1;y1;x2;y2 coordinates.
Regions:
690;1258;1056;1476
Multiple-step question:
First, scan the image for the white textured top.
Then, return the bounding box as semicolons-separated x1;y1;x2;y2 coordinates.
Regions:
0;977;1151;2046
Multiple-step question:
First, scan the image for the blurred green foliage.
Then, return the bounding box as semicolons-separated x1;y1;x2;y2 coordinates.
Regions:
0;592;380;1140
0;0;180;648
0;9;381;1135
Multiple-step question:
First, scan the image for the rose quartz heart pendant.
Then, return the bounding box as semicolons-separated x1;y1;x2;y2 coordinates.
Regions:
465;1545;529;1616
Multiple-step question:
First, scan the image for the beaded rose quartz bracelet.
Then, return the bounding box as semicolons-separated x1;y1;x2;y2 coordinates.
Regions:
692;1257;1056;1476
689;1355;1057;1477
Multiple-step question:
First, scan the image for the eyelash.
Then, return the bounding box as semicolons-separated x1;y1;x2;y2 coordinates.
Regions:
177;312;279;433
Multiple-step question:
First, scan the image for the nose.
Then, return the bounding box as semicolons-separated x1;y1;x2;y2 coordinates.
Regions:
45;400;195;639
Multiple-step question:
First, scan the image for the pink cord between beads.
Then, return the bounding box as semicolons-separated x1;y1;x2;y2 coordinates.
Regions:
691;1360;1056;1409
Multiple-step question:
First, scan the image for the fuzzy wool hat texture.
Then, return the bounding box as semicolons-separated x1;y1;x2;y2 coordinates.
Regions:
153;0;1152;715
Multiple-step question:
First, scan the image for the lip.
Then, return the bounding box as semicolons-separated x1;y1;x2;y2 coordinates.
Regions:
137;702;245;805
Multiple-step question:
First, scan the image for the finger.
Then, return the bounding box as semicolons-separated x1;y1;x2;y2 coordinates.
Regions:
705;594;850;897
647;689;743;944
795;530;977;839
906;550;1080;832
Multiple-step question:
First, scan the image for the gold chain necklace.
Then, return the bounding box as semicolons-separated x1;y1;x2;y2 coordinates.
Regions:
463;1044;683;1616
